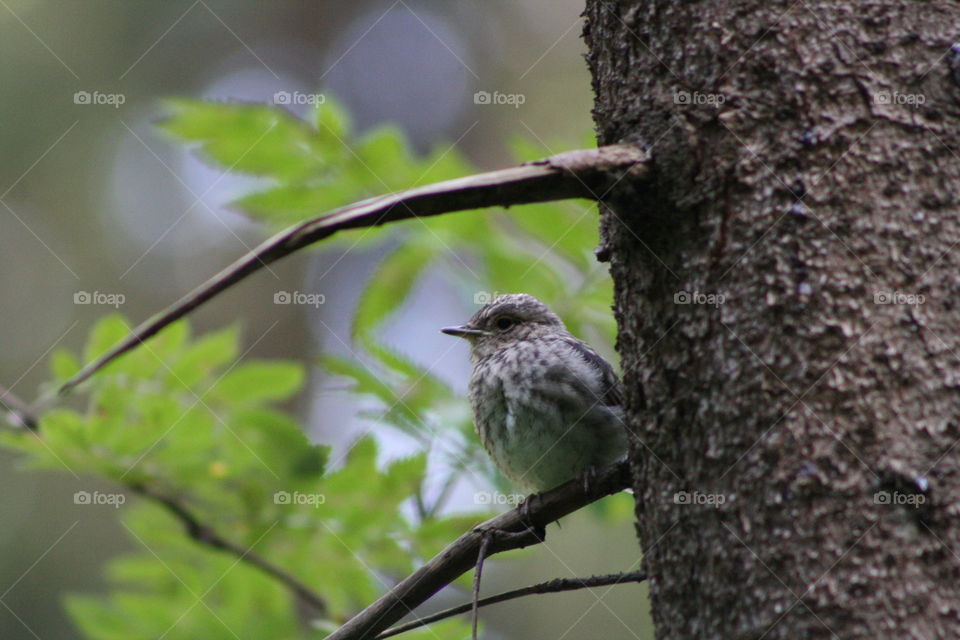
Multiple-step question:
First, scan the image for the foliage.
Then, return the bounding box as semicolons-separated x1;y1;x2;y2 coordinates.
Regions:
0;97;622;639
4;316;477;638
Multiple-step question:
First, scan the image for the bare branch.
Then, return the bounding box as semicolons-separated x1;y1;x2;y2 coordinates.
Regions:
327;459;631;640
0;384;38;431
377;569;647;639
1;381;327;610
128;483;328;614
470;531;493;639
58;144;649;395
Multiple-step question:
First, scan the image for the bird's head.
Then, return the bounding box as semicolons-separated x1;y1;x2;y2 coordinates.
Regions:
441;293;565;360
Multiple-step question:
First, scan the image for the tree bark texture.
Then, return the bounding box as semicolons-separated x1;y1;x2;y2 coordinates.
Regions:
584;1;960;638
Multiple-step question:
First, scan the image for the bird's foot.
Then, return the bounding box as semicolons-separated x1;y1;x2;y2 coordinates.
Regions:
519;492;547;541
580;464;601;494
471;511;545;551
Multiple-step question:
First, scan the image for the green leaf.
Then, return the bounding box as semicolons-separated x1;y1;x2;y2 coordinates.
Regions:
313;99;352;143
231;407;328;480
82;315;131;363
366;341;453;417
50;349;80;381
231;180;362;224
208;360;304;404
354;243;436;340
40;409;88;450
161;99;325;181
168;325;239;388
65;596;137;640
355;125;413;188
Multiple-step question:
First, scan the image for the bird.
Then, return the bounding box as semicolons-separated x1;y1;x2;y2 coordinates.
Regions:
442;293;627;493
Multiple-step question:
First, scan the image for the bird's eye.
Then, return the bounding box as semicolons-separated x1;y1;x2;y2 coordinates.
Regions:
494;316;515;331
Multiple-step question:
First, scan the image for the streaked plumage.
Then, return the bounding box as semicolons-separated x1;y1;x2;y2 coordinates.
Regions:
442;293;627;492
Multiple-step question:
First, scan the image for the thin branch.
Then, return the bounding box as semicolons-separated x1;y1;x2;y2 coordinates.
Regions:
0;384;38;430
425;470;461;520
58;144;649;396
377;569;647;639
3;388;328;610
471;532;493;640
326;459;631;640
128;483;328;615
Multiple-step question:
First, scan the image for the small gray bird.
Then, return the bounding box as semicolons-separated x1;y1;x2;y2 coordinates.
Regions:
442;293;627;493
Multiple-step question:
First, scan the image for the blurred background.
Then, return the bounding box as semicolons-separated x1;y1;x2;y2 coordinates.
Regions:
0;1;651;638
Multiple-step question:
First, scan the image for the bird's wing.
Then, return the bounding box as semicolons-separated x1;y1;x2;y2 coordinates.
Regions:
558;336;623;408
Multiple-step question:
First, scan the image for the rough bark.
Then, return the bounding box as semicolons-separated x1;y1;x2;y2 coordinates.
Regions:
584;1;960;638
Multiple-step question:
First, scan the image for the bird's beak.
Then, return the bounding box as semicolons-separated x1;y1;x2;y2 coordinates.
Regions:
441;324;489;339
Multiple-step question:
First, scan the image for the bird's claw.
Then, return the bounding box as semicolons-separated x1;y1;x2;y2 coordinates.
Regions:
581;464;600;494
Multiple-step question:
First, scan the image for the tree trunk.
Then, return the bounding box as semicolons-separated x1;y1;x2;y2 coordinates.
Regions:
584;1;960;638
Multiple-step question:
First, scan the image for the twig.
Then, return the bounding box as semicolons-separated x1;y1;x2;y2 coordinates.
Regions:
471;532;493;640
58;144;649;396
424;471;459;520
128;483;328;615
377;570;647;639
326;459;631;640
0;378;327;609
0;384;38;431
2;387;328;611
